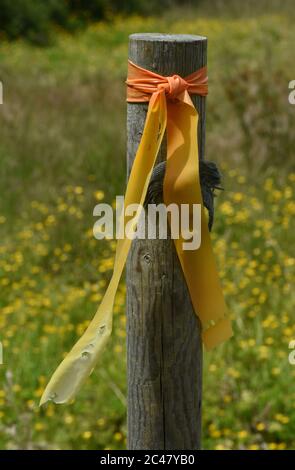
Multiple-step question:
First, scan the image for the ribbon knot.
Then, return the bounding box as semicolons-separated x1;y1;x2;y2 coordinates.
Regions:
158;74;188;98
126;60;208;102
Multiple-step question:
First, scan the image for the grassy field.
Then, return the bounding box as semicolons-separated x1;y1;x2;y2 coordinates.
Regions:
0;3;295;449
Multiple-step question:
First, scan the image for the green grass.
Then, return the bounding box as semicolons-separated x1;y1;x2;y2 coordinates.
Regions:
0;4;295;449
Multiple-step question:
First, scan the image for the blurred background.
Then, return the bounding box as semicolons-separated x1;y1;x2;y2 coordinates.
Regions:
0;0;294;450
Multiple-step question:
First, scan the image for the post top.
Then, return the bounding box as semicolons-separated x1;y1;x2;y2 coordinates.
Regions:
129;33;207;42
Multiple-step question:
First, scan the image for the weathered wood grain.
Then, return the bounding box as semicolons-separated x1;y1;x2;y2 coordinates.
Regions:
126;33;207;450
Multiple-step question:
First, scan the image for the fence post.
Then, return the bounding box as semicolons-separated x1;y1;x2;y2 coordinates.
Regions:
126;33;207;450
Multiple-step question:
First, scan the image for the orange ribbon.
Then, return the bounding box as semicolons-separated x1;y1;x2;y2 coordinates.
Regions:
40;60;232;406
127;60;208;101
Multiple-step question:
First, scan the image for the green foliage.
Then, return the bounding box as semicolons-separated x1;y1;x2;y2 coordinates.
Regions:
68;0;170;18
0;0;294;45
0;0;67;45
0;0;187;45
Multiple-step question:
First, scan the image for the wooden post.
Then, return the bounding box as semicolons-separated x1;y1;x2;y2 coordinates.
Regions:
126;33;207;450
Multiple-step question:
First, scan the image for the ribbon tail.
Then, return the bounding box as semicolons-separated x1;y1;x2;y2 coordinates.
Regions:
40;91;167;405
164;92;232;350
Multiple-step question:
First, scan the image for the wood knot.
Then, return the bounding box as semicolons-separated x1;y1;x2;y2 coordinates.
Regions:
143;253;152;264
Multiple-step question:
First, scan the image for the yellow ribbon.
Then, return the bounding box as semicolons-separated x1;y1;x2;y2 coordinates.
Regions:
40;60;232;406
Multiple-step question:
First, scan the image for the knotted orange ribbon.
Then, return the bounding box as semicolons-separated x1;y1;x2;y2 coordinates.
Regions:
126;60;208;101
40;60;232;406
